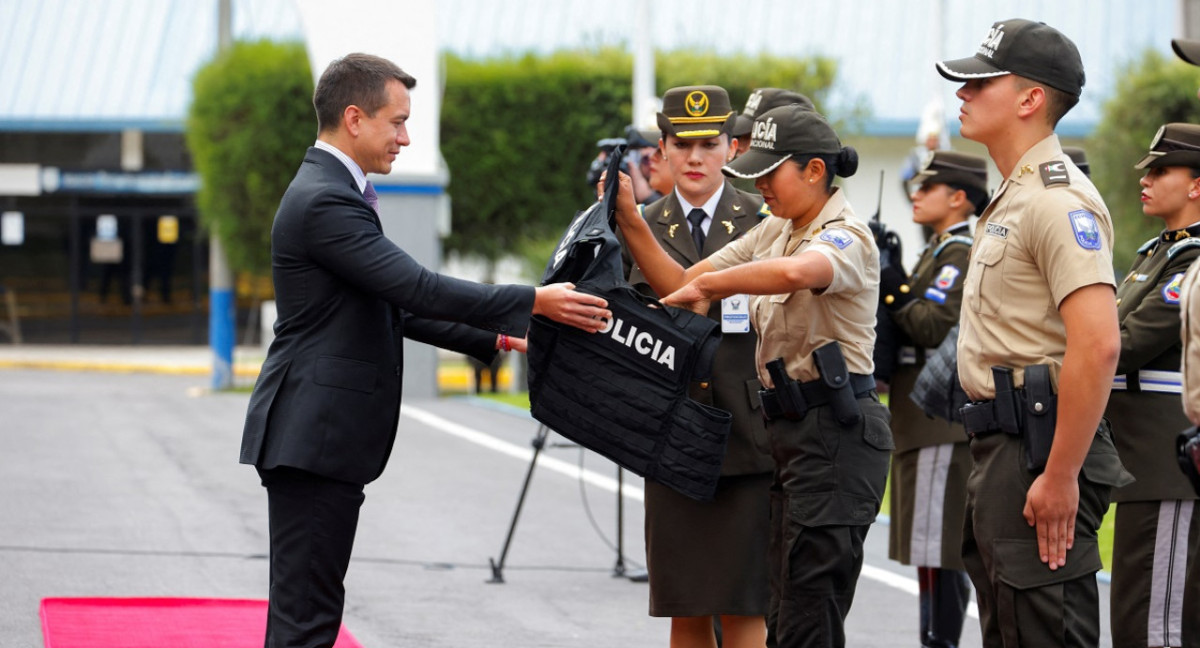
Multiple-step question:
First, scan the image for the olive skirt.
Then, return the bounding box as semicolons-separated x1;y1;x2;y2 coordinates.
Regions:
644;471;773;617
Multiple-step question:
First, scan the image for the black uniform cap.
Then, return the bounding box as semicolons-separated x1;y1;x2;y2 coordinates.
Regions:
936;18;1085;98
1134;123;1200;169
910;150;989;193
1173;39;1200;66
722;105;842;179
731;88;816;138
1062;146;1089;176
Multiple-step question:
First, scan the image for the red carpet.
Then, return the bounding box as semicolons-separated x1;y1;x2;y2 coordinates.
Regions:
40;597;364;648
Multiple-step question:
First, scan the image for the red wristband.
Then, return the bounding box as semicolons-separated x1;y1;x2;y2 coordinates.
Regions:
500;334;510;352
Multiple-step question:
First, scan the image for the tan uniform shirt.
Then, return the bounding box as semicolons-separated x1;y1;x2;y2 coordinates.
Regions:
707;187;879;386
1183;262;1200;425
957;134;1115;400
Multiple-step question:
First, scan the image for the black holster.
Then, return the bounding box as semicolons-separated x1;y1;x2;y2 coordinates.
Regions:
813;341;863;427
968;366;1057;472
1021;365;1057;473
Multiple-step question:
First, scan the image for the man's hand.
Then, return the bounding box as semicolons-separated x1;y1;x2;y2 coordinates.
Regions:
1023;470;1079;570
505;335;528;353
533;283;610;333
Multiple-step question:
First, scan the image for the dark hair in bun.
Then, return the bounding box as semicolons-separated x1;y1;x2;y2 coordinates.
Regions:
835;146;859;178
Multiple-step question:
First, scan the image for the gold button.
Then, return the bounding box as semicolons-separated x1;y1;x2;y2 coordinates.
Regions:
885;295;895;305
899;285;910;293
1115;298;1122;307
699;382;710;389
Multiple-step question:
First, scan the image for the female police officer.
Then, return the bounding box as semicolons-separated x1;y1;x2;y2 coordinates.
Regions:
1105;123;1200;648
613;104;891;648
628;85;773;648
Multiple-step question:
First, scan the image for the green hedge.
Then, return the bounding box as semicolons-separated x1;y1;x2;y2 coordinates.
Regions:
441;48;844;277
186;39;314;278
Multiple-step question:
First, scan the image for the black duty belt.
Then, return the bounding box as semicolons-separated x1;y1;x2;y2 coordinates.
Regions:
759;373;876;422
959;399;1019;439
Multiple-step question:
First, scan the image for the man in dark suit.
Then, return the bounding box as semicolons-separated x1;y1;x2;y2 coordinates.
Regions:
240;53;610;648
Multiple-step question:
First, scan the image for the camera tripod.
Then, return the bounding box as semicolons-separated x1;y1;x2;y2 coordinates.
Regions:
487;422;647;584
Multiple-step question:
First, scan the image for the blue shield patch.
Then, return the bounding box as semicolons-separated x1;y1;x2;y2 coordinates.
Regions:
1068;210;1101;250
1163;272;1184;305
819;228;854;250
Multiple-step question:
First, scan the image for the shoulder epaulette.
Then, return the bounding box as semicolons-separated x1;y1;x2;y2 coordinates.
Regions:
1167;237;1200;260
757;203;772;219
1039;160;1070;187
934;235;974;257
1137;236;1159;255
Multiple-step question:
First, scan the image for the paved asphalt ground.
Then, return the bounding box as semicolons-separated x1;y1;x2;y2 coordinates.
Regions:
0;351;1114;647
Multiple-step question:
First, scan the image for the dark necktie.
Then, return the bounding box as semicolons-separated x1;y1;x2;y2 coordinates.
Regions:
687;208;707;254
363;181;379;213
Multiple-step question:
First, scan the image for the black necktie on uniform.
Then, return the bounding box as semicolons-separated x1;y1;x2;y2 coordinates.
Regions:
363;181;379;213
687;208;707;254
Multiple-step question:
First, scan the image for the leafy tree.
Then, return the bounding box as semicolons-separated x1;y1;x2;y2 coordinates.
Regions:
186;39;314;280
1090;49;1200;271
440;47;845;279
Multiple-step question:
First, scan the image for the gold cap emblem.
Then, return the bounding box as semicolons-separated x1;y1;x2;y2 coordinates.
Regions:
685;91;709;117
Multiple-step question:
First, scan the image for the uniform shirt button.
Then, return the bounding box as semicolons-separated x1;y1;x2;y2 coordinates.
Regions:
699;382;710;389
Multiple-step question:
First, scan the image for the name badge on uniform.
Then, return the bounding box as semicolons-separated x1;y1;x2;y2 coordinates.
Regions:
722;294;751;333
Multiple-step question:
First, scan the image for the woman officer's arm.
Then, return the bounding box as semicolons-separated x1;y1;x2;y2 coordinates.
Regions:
660;252;834;313
610;171;715;296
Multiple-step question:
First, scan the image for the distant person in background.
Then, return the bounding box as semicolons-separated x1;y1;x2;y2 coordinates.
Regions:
1105;123;1200;648
882;150;988;648
899;129;944;201
1063;146;1090;177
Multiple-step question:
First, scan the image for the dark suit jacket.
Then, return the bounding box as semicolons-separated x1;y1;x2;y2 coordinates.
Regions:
241;147;534;485
627;183;773;475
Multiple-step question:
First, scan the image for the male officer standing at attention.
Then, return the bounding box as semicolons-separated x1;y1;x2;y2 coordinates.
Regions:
882;150;988;648
240;53;610;648
936;19;1132;647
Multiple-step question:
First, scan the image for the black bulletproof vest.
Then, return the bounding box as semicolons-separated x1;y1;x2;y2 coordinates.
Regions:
526;149;731;501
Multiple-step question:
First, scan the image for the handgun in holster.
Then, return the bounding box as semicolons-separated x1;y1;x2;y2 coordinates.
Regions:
765;358;807;420
1177;425;1200;497
814;342;862;427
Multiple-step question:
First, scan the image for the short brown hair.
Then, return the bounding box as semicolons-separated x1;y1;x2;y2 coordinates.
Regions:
1013;75;1078;128
314;53;416;133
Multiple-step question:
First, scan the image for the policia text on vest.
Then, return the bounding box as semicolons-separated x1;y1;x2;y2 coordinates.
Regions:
527;148;732;502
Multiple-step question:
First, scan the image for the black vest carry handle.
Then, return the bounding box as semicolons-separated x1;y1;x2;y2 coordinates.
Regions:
540;146;627;291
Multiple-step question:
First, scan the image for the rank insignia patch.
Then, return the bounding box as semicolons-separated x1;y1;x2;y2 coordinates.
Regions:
924;287;947;304
819;228;854;250
1163;272;1184;304
934;264;961;290
1069;210;1101;250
